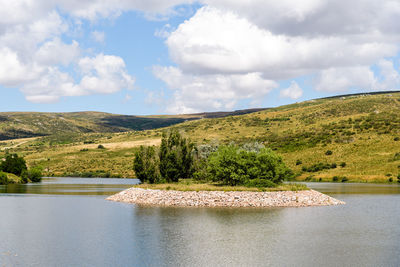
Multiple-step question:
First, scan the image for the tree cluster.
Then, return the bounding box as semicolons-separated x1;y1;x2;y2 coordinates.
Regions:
0;154;42;184
133;132;292;187
0;154;27;176
134;131;194;183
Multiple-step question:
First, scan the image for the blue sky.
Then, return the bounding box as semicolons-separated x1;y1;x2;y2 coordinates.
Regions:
1;1;400;115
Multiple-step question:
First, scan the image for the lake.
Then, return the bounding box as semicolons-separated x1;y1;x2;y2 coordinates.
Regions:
1;178;400;266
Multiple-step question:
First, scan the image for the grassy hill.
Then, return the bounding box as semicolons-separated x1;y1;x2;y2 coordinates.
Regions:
0;109;266;141
2;92;400;182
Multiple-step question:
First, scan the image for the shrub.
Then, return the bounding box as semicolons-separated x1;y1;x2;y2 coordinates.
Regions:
97;144;105;149
389;178;393;182
340;162;346;168
0;172;8;185
0;154;27;176
325;150;333;155
296;159;302;165
341;177;348;182
331;163;337;169
206;145;292;186
397;174;400;183
332;176;339;182
21;167;43;183
245;178;276;188
394;137;400;141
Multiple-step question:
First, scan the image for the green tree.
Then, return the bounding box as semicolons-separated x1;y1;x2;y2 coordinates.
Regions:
134;146;160;184
21;166;43;183
158;131;194;182
0;172;8;185
0;154;27;176
206;145;292;186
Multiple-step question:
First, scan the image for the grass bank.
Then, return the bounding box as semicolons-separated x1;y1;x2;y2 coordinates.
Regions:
134;179;308;192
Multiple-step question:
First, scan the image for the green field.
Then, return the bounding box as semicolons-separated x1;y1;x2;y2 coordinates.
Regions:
2;92;400;182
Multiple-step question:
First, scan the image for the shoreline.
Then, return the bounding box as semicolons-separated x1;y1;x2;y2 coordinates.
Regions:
106;187;345;208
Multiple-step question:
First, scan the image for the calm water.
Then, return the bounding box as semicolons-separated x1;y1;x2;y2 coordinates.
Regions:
1;179;400;267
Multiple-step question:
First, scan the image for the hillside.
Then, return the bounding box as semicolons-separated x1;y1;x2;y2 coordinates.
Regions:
1;92;400;182
0;108;266;141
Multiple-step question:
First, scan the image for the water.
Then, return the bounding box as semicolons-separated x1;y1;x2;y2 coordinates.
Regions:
1;179;400;267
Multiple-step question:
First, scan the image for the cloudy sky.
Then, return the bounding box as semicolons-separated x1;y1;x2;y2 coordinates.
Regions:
1;0;400;114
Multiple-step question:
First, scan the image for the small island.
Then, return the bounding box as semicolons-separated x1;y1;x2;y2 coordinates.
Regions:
107;131;344;207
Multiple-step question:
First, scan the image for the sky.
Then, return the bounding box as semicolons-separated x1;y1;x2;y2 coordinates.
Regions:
1;0;400;115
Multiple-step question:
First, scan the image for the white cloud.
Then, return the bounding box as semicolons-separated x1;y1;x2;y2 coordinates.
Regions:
2;0;400;110
153;66;277;113
0;1;138;103
20;54;134;103
280;82;303;100
91;31;105;43
78;54;134;94
376;59;400;90
167;6;398;78
314;66;377;92
35;38;80;66
155;2;400;111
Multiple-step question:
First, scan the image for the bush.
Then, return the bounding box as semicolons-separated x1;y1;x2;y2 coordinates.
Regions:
325;150;333;155
394;137;400;141
0;154;27;176
296;159;302;165
21;167;43;183
397;174;400;183
0;172;8;185
341;177;348;182
389;178;393;182
331;163;337;169
332;176;339;182
97;144;105;149
245;178;276;188
206;145;292;186
340;162;346;168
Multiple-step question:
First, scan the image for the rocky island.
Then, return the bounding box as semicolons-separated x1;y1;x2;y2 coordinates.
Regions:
107;188;345;208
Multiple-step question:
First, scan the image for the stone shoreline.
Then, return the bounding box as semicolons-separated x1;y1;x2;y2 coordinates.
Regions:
106;187;345;208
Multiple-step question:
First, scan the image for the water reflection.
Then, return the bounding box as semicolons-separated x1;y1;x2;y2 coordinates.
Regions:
306;182;400;195
1;180;400;266
132;207;285;266
0;177;139;195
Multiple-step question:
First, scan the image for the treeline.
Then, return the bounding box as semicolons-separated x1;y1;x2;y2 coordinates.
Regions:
134;131;293;187
0;154;42;185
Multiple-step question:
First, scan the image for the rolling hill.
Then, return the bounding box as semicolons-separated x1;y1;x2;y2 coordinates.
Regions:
0;108;267;141
2;91;400;182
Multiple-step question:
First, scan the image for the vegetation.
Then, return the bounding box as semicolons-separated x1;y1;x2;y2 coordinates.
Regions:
0;172;8;185
0;154;42;184
0;109;264;140
199;145;293;186
134;179;308;192
3;92;400;183
0;154;27;176
134;131;195;183
134;132;293;189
